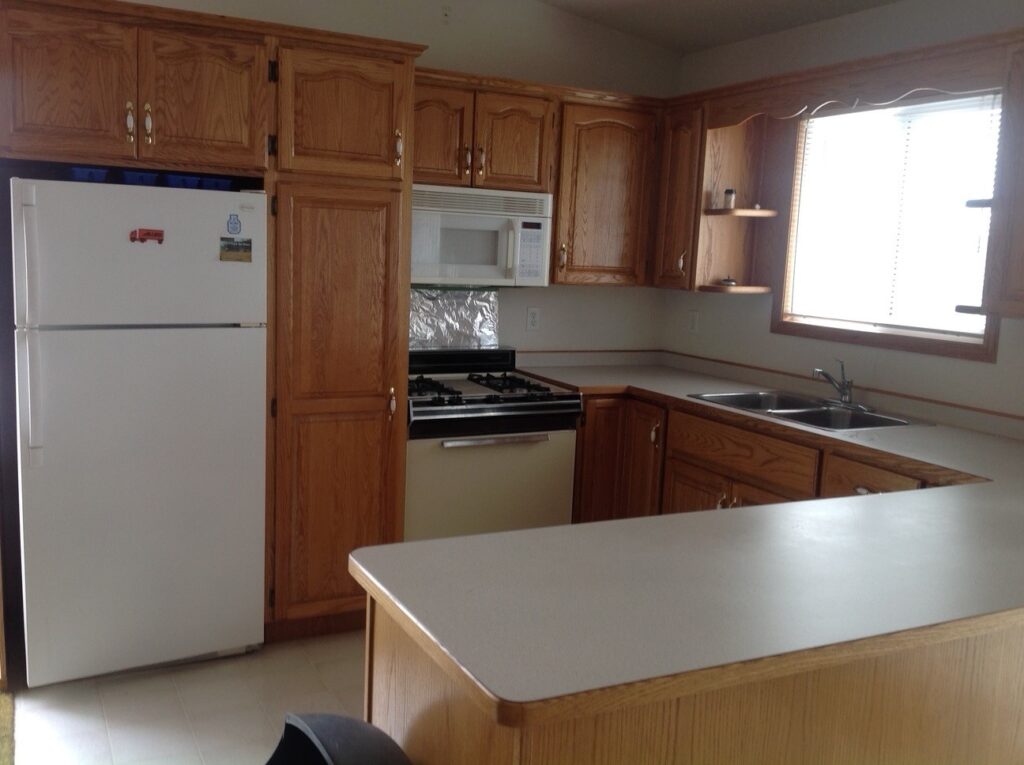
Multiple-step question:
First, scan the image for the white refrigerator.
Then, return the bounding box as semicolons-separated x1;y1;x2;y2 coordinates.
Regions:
11;179;267;687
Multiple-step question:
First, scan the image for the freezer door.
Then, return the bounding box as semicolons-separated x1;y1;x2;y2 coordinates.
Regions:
15;327;265;686
12;179;266;327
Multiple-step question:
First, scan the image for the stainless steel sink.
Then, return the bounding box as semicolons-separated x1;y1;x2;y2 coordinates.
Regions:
689;390;911;431
773;406;909;430
692;391;826;412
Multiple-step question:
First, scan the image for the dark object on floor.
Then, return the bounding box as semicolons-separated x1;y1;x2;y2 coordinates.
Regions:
266;713;412;765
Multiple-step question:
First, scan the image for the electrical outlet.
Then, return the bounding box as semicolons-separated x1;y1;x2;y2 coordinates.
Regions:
688;309;700;334
526;307;541;332
441;4;452;23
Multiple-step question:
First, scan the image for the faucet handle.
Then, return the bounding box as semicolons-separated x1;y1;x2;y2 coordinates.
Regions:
834;358;847;382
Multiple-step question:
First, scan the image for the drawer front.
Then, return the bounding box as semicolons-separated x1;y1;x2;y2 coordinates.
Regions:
667;411;819;498
820;454;922;497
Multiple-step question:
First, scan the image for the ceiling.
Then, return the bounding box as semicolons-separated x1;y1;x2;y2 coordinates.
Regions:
538;0;904;54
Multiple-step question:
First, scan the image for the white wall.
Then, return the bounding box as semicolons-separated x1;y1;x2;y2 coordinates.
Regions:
132;0;681;96
676;0;1024;93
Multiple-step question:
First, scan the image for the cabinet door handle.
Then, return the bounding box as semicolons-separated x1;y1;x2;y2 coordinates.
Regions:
477;146;485;176
728;497;740;508
125;100;135;144
715;493;729;510
649;421;661;446
559;243;567;269
143;102;154;145
677;251;687;273
394;130;404;166
463;145;472;175
854;486;875;496
388;387;397;419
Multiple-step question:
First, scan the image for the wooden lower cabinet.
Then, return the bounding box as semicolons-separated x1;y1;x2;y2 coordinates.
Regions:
574;397;626;523
731;481;788;507
662;458;731;514
820;454;921;498
619;399;666;517
274;182;407;621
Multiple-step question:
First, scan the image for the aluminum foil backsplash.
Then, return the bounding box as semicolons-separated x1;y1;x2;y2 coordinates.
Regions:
409;289;499;349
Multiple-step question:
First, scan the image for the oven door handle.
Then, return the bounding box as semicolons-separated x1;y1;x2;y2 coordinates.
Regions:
441;433;550;449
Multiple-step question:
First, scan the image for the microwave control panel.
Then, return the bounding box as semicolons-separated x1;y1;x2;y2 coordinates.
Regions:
516;220;550;286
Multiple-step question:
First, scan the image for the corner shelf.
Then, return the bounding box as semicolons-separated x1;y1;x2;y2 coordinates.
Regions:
697;284;772;294
703;207;778;218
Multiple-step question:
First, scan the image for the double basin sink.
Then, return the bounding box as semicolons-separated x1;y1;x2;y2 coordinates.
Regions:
691;391;910;430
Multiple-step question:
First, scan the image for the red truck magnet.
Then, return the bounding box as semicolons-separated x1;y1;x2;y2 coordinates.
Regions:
129;228;165;244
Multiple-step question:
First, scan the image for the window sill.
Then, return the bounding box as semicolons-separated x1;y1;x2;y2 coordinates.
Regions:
771;314;999;363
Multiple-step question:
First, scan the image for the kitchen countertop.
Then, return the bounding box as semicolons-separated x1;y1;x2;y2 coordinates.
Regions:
350;364;1024;706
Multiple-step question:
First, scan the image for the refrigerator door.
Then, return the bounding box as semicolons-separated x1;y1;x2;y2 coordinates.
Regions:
11;179;266;327
15;327;265;686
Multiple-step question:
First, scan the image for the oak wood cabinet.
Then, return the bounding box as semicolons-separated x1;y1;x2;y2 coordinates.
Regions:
574;397;626;524
554;103;658;285
0;8;269;169
278;44;410;180
619;399;666;518
662;458;731;514
274;182;407;620
820;454;921;498
984;44;1024;317
412;83;555;191
730;480;788;507
654;104;704;288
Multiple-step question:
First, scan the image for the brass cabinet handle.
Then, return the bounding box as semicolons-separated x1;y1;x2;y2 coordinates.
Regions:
728;497;740;508
559;243;567;269
715;493;729;510
463;145;471;175
477;146;485;176
649;421;661;446
125;101;136;143
678;251;687;273
394;130;404;166
143;102;154;145
388;387;397;419
854;486;875;496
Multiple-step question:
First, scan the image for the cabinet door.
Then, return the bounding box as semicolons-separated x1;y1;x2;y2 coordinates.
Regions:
984;44;1024;317
474;92;555;192
413;84;473;185
275;183;407;620
138;29;269;169
619;399;667;518
554;104;657;285
730;481;788;508
574;397;626;524
662;458;731;514
279;46;410;179
0;9;137;160
654;105;704;288
820;454;921;498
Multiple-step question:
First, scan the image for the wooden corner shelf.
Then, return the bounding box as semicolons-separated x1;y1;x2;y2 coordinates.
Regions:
703;207;778;218
697;284;772;294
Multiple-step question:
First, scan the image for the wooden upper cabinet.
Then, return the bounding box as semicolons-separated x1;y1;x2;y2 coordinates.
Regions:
275;183;406;619
662;458;730;515
413;84;473;186
654;105;704;288
984;44;1024;317
0;9;137;160
619;399;666;518
574;397;626;524
473;92;554;192
138;30;269;169
279;45;410;180
554;104;657;285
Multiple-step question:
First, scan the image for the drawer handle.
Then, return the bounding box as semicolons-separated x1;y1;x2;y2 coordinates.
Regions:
854;485;875;496
442;434;550;449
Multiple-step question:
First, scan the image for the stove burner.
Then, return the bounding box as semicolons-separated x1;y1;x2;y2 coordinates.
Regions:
467;372;552;394
408;375;460;398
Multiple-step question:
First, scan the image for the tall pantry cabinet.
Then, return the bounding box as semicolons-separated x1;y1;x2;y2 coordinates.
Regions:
272;40;421;631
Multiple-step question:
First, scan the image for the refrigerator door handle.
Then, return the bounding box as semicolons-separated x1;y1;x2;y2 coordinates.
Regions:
18;331;43;451
13;187;40;327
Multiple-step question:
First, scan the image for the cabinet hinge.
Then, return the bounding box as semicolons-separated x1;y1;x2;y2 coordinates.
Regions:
270;397;277;417
268;587;275;609
270;195;278;217
268;59;279;82
268;134;278;156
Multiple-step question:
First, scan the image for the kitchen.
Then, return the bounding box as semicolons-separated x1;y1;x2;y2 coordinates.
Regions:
2;0;1024;761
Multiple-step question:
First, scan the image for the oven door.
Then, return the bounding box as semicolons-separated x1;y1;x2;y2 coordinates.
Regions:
411;210;516;286
404;430;576;541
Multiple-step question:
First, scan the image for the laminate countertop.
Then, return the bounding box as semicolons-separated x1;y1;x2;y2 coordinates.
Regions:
350;364;1024;706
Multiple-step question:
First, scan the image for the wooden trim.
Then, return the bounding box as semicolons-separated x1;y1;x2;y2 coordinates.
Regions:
0;0;427;56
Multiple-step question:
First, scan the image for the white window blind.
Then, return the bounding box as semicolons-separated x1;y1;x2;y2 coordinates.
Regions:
788;93;1002;338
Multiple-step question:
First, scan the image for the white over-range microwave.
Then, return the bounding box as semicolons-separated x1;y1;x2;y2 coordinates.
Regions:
411;184;553;287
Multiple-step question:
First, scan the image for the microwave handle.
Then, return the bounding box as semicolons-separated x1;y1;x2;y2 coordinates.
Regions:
506;221;517;274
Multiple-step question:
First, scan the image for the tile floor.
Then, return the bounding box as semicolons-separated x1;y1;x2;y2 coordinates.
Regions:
13;631;366;764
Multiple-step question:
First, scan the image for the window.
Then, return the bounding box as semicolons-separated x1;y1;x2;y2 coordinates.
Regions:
779;93;1002;358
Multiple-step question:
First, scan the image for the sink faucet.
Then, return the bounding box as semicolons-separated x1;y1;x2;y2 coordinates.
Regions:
813;360;854;404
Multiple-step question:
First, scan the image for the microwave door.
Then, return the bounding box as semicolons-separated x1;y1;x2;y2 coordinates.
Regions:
411;211;516;287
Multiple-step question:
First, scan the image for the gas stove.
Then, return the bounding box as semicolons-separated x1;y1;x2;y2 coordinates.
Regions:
407;348;582;439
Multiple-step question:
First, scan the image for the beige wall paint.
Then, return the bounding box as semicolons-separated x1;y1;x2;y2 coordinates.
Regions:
676;0;1024;93
131;0;680;96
